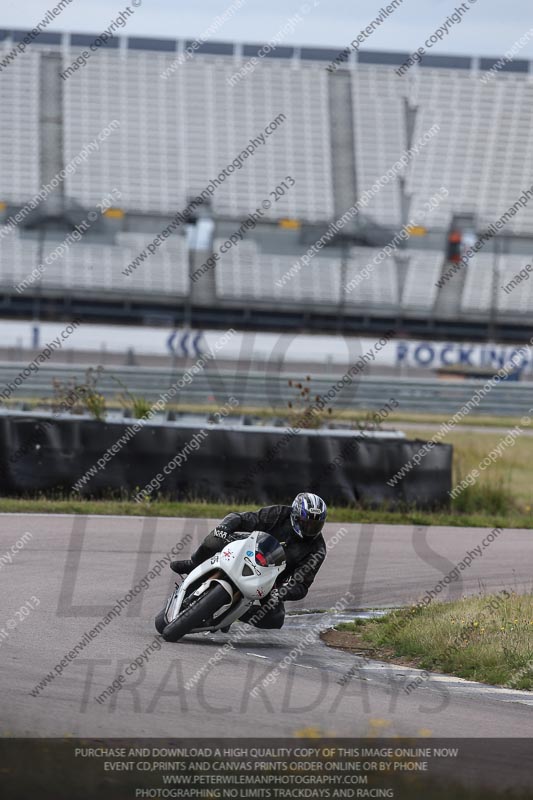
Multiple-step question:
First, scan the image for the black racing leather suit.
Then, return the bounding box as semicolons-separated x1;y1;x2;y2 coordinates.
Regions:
190;505;327;629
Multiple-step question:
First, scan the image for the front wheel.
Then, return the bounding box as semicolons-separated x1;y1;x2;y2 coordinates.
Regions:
155;609;167;634
162;583;231;642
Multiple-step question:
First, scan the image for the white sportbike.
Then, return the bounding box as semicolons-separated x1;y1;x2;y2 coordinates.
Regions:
155;531;286;642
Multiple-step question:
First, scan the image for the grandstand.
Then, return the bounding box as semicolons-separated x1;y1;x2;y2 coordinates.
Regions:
0;52;41;203
0;30;532;339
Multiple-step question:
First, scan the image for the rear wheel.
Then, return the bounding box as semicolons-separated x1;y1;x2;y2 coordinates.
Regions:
162;583;231;642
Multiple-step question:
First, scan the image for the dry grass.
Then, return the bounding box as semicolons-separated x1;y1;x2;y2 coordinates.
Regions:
338;593;533;689
414;426;533;508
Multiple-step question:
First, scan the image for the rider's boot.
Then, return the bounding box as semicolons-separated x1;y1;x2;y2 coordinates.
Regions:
170;559;195;575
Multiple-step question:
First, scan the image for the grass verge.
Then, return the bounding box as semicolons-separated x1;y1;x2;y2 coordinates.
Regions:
2;495;533;528
326;593;533;690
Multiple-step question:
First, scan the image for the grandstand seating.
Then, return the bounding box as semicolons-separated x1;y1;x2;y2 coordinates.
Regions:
63;52;188;216
60;48;533;235
2;36;532;240
351;65;533;235
0;232;189;298
461;253;533;317
0;53;41;204
498;256;533;314
62;47;533;237
63;52;335;223
1;31;532;327
214;239;341;305
400;250;442;310
344;247;399;308
0;234;39;290
460;253;494;313
215;242;444;312
351;66;406;228
407;70;533;235
461;253;533;315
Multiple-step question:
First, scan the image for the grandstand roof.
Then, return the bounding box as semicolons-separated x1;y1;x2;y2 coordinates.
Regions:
0;29;531;73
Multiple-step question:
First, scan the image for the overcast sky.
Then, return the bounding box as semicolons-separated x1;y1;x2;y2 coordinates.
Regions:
2;0;533;59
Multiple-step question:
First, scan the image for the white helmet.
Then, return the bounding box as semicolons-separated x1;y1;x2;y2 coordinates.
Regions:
290;492;327;539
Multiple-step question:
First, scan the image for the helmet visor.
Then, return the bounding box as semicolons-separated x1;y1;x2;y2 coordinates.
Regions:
297;517;325;539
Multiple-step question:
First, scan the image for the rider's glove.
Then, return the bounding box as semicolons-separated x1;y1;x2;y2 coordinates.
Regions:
212;525;231;542
258;587;280;609
269;587;280;606
278;579;306;602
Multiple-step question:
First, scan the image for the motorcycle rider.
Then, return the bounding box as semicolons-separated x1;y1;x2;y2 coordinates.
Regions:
170;492;328;630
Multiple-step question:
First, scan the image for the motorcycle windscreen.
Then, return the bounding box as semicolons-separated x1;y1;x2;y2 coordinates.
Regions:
254;532;285;567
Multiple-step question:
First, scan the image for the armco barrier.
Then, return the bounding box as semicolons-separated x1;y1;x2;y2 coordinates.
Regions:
0;415;452;509
0;362;532;416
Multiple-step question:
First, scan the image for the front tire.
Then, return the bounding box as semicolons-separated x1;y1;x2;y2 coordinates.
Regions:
162;583;231;642
155;609;167;634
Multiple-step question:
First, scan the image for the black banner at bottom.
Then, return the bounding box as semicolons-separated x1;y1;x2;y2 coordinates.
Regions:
2;738;533;800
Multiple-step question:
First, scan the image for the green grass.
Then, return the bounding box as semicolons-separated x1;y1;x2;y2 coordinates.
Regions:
337;593;533;689
2;495;533;529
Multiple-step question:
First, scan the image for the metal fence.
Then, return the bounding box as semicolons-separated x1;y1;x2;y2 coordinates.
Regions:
0;362;531;417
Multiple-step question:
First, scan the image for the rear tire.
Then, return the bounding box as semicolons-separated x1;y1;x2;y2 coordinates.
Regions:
162;583;231;642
